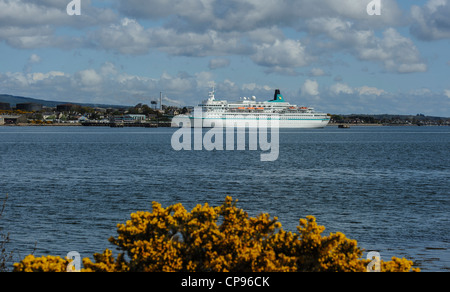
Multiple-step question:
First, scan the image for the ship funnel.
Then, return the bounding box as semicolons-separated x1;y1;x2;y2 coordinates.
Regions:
274;89;281;101
272;89;285;102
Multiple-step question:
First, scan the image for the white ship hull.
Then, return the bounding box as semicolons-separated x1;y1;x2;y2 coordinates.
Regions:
202;120;329;129
176;115;330;129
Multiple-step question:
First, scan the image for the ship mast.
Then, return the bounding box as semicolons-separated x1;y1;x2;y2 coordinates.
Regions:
208;86;215;101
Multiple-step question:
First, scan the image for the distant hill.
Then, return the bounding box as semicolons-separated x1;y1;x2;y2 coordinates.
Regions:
0;94;129;109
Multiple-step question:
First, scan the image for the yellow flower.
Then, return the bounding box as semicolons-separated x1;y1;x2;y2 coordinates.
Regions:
13;197;420;272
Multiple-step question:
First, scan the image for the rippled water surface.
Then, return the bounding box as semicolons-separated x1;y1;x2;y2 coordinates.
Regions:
0;126;449;271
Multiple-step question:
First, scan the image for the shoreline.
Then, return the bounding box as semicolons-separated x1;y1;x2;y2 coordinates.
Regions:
1;124;447;127
0;123;82;127
328;123;449;127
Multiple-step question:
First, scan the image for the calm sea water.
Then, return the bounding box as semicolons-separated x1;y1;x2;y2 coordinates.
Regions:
0;126;449;271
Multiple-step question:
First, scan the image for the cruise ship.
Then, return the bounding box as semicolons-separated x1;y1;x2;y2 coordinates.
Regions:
173;88;331;129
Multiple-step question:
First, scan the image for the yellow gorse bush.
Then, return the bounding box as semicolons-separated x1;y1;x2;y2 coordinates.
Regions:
13;255;69;273
13;197;420;272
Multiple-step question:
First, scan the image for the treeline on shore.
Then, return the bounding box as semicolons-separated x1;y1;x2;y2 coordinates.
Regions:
330;114;449;126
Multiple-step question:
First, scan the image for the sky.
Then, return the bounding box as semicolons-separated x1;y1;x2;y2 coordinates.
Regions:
0;0;449;116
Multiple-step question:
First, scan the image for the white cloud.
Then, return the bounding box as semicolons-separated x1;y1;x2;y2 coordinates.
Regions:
90;18;152;55
0;0;425;76
116;0;404;31
0;0;68;27
301;79;320;96
100;62;118;77
329;83;388;98
159;72;195;94
106;0;405;75
194;72;215;89
75;69;103;87
444;90;450;98
357;86;386;96
145;28;245;57
411;0;450;40
307;18;427;74
309;68;326;77
0;70;70;97
29;54;41;64
0;0;116;49
330;83;354;95
379;28;427;73
23;54;42;73
0;0;117;27
409;88;433;96
162;96;183;105
0;26;57;49
241;83;272;93
30;71;65;82
117;0;215;25
252;39;309;69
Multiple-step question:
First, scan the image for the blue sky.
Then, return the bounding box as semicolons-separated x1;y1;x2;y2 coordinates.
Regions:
0;0;449;116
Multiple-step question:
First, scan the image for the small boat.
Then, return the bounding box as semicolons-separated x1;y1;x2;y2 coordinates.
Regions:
338;125;350;129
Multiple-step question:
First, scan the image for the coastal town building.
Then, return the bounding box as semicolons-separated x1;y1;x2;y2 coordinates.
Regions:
112;114;147;123
16;103;43;112
0;115;27;125
0;102;11;110
57;104;76;112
